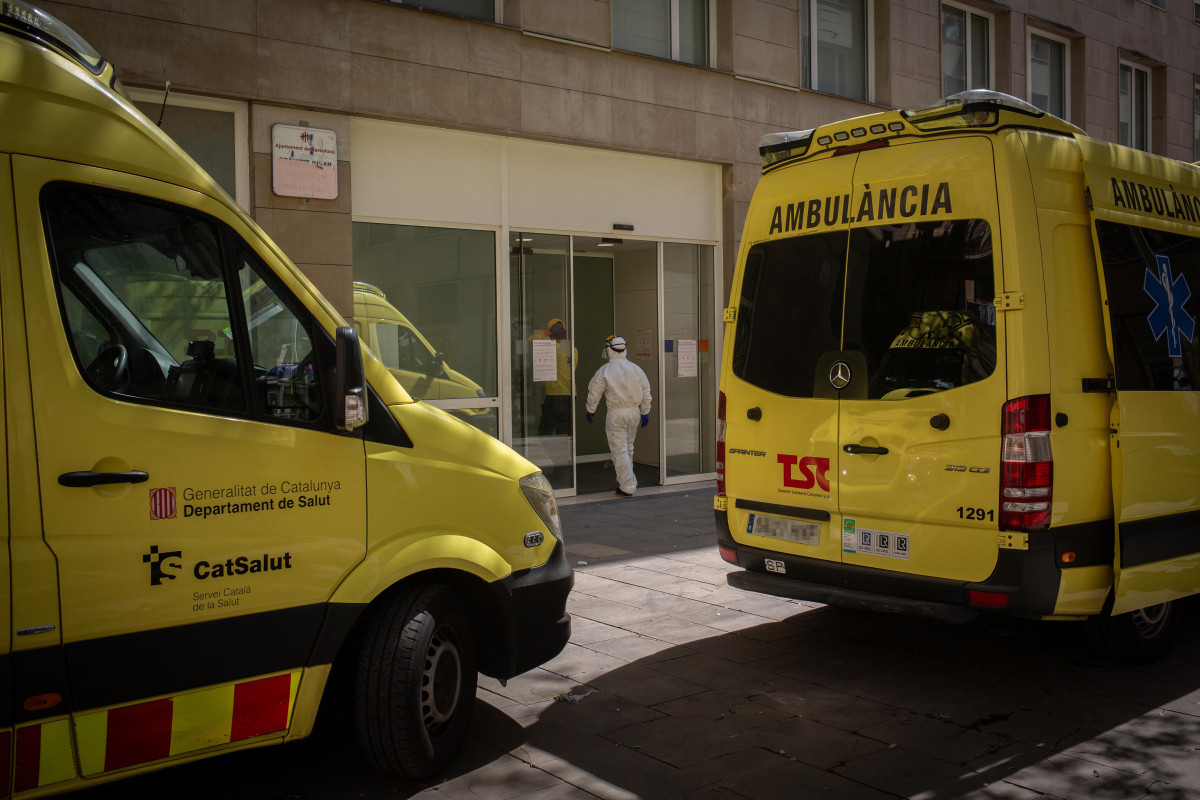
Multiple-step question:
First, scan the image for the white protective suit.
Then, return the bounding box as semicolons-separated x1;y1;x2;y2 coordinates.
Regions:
586;338;652;495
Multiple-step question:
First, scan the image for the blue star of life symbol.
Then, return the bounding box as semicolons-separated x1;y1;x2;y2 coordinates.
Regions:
1144;254;1195;359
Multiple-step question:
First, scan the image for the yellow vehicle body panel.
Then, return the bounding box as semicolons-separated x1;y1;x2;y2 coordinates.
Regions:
1079;139;1200;615
0;5;571;794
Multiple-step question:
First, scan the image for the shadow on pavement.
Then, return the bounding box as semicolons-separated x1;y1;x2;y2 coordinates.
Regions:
73;491;1200;799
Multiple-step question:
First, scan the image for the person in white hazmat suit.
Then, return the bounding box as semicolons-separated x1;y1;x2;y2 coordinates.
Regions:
586;335;652;497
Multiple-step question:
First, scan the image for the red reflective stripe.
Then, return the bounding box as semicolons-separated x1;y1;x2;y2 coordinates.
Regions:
230;674;290;741
14;725;40;792
105;698;172;771
0;729;11;795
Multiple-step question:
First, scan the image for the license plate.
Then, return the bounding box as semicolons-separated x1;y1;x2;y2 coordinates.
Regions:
746;513;820;545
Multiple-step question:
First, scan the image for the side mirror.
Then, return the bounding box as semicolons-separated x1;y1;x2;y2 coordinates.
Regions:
432;351;447;378
335;326;369;431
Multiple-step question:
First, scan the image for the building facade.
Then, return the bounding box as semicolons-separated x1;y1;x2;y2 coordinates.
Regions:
45;0;1200;495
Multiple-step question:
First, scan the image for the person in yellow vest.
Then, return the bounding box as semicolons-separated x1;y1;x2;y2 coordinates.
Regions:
535;318;576;436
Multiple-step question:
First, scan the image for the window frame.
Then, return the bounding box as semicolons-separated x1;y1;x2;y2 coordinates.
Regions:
1193;84;1200;162
1119;60;1152;152
611;0;714;67
127;87;250;210
940;1;994;96
386;0;498;22
802;0;874;102
42;181;333;428
1026;28;1071;120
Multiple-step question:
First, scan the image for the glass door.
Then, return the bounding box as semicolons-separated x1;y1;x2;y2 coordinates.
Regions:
510;232;576;493
662;242;717;482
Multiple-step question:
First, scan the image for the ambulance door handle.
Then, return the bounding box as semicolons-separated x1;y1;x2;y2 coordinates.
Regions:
746;407;762;421
58;470;149;487
843;444;888;456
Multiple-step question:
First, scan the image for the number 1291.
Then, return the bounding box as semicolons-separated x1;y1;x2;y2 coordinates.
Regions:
957;506;994;522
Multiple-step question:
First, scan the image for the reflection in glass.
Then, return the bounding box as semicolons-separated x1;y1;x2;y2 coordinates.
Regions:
352;223;497;433
664;243;716;478
510;232;575;491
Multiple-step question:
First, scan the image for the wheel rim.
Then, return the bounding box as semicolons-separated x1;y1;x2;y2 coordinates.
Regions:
421;628;462;733
1131;603;1172;640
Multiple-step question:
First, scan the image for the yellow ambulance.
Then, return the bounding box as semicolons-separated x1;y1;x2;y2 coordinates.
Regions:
716;89;1200;663
0;2;571;794
351;282;493;419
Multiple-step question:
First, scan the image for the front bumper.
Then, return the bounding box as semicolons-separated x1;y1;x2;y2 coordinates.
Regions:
484;537;573;680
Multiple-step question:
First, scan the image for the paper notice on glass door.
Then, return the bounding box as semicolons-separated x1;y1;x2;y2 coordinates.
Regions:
635;328;653;359
677;339;698;377
532;339;557;382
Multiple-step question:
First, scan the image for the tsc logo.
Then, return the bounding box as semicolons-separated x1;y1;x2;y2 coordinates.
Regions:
143;545;182;586
778;454;831;492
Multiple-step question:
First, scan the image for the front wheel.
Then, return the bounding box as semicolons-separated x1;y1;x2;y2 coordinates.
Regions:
355;583;478;778
1085;596;1184;664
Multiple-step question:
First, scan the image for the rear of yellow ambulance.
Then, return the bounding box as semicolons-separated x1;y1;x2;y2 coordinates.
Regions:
716;94;1103;628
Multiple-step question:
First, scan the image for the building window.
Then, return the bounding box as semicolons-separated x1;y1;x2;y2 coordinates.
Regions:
801;0;870;101
1119;63;1150;151
129;90;249;209
1028;31;1068;119
612;0;710;67
941;3;992;96
388;0;494;22
1138;0;1166;8
352;223;499;435
1194;86;1200;161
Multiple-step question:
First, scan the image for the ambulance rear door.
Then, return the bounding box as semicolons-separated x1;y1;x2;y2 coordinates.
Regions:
727;135;1006;586
835;137;1007;584
724;152;854;568
1081;140;1200;615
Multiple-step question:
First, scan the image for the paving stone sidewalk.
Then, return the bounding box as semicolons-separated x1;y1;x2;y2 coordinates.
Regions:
455;488;1200;800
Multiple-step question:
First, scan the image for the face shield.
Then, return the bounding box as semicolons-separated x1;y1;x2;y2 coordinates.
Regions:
602;335;627;361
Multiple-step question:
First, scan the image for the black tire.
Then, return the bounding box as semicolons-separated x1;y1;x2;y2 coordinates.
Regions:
1085;596;1183;664
354;584;478;778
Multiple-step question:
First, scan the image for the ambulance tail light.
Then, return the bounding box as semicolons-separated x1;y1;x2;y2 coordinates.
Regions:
716;391;727;495
1000;395;1052;532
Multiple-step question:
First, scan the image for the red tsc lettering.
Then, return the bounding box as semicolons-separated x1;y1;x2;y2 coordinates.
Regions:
777;454;831;492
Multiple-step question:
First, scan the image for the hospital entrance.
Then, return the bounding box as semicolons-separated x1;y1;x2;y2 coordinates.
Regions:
510;234;717;498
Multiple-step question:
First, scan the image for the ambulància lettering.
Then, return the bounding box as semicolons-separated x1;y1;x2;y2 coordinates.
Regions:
768;182;953;235
1108;178;1200;224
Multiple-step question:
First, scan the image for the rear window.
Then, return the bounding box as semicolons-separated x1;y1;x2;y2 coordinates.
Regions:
733;219;997;399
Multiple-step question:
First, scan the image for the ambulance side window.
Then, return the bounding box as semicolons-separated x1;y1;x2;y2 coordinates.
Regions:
235;244;324;421
1095;221;1200;391
44;184;246;412
732;232;847;397
380;323;436;375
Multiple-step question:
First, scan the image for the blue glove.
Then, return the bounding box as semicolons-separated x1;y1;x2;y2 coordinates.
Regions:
586;412;594;423
640;414;649;428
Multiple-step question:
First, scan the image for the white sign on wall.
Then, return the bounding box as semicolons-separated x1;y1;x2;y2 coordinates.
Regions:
272;124;338;200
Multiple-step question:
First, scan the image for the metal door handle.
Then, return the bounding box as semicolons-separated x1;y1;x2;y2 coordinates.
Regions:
843;444;888;456
59;470;149;487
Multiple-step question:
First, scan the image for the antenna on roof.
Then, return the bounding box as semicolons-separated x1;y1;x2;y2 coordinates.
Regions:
156;80;171;127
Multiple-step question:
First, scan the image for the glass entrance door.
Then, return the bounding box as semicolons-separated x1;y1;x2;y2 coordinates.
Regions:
663;242;717;482
510;232;575;493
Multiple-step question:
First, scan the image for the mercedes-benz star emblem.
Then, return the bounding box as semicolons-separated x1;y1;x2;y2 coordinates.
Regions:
829;361;852;390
